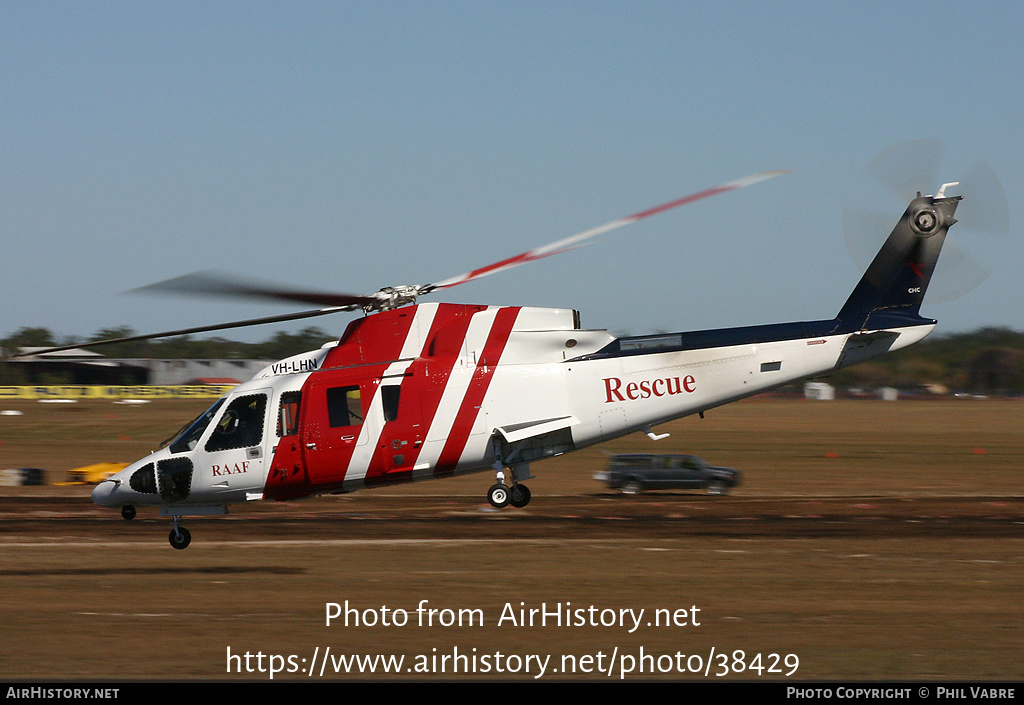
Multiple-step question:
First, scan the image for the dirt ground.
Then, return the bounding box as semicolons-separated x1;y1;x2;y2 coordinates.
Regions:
0;397;1021;681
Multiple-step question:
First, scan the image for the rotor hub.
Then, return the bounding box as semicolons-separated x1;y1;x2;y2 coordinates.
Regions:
367;285;422;312
910;207;940;237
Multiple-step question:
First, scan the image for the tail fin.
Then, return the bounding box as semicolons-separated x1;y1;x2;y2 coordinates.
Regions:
836;192;960;331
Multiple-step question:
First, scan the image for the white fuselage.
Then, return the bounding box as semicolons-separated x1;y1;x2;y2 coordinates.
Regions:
93;303;932;514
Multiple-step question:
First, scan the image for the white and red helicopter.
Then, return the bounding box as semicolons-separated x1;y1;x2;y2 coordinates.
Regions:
67;171;961;548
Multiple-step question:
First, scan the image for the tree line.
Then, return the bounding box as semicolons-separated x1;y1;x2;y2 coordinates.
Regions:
828;326;1024;395
2;324;1023;395
0;325;337;368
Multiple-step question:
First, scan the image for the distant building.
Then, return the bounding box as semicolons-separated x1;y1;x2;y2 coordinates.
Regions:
7;348;271;385
141;358;273;385
804;382;835;400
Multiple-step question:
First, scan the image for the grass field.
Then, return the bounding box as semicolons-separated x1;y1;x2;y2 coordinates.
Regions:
1;395;1021;495
0;396;1021;681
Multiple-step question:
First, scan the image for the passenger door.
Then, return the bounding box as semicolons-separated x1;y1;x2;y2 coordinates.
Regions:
299;374;374;489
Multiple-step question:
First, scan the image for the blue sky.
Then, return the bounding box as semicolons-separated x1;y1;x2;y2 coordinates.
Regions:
2;1;1022;344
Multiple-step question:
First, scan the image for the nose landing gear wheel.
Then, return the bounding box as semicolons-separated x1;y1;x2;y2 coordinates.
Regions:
169;526;191;550
121;505;136;521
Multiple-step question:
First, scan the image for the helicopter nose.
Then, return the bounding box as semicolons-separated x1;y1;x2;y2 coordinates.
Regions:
91;479;122;507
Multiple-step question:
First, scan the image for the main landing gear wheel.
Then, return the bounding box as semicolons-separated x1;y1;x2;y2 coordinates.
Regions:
486;458;533;509
487;483;532;508
488;483;510;508
509;483;531;508
169;526;192;550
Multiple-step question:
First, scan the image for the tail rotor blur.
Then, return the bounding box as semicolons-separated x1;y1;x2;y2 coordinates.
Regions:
844;140;1009;303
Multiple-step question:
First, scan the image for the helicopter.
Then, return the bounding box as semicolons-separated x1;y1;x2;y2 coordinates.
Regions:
66;170;962;549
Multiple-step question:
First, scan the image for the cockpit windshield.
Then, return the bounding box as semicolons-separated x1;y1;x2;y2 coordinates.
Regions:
166;398;226;454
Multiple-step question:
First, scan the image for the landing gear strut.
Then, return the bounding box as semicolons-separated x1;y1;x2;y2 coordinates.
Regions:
158;505;226;549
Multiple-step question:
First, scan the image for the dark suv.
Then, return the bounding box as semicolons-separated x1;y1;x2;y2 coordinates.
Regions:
593;454;741;496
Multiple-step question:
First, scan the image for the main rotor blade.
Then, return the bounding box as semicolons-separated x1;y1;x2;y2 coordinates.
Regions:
5;306;347;359
129;271;376;309
421;170;791;293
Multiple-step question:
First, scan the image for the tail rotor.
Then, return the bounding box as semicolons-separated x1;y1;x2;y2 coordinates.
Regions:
844;140;1009;304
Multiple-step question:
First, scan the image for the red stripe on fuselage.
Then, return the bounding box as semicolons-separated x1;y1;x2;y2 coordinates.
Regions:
433;306;521;477
265;307;419;498
361;303;481;484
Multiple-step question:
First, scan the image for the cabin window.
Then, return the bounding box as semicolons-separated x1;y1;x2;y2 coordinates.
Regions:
129;463;157;494
620;334;682;352
157;457;193;502
167;398;225;454
205;394;268;452
326;386;363;428
277;391;301;437
381;385;400;422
